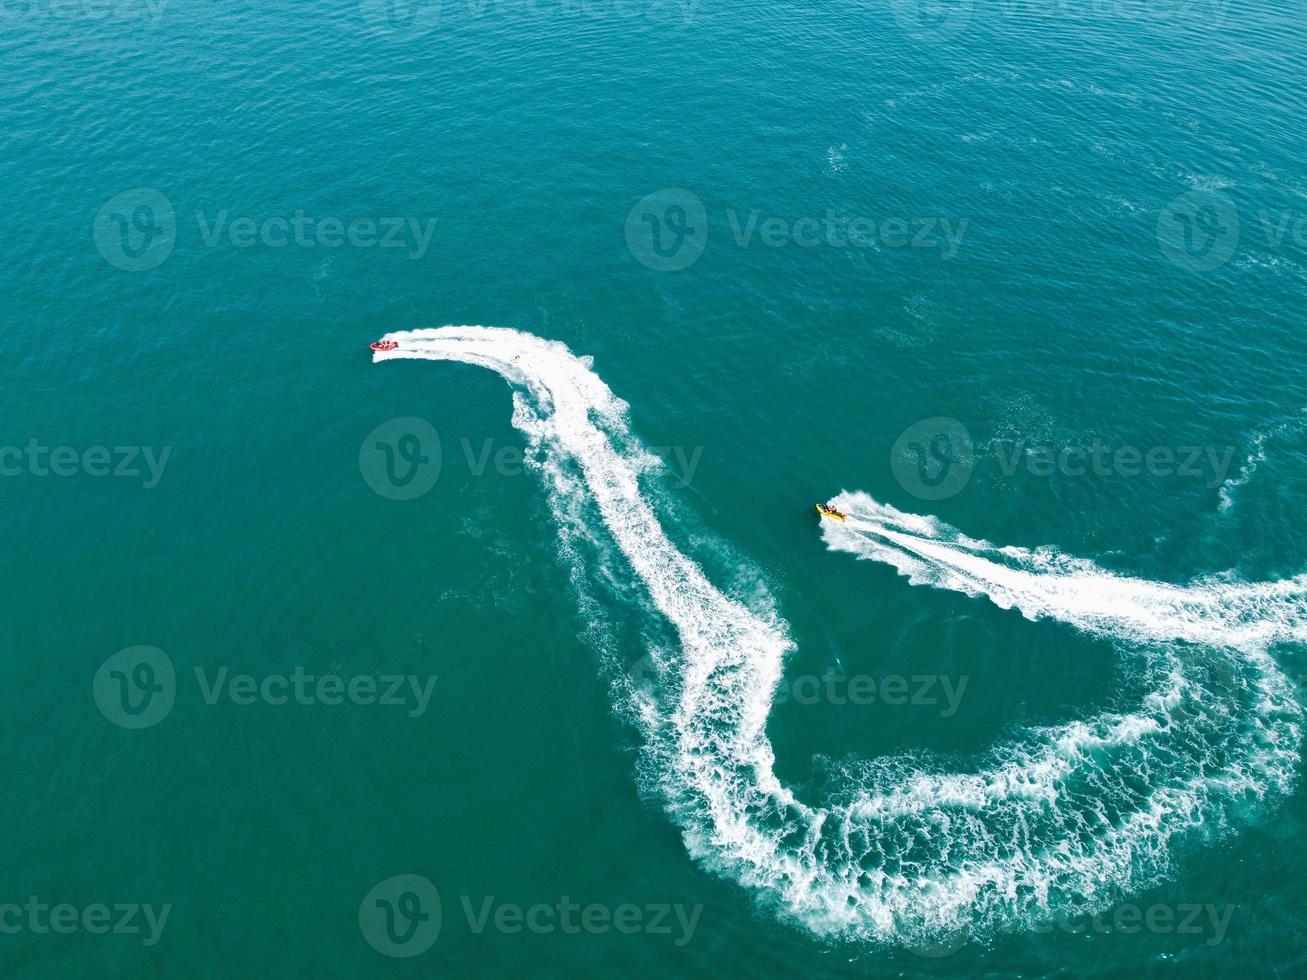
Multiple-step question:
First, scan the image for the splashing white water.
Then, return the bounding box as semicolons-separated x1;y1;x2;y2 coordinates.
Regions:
823;492;1307;651
1218;408;1307;512
374;326;1303;946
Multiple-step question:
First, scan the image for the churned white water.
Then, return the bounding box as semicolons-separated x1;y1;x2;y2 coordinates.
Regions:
376;327;1303;946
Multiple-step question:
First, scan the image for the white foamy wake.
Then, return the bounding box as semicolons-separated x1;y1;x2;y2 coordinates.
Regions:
375;327;1304;946
1218;408;1307;512
823;492;1307;651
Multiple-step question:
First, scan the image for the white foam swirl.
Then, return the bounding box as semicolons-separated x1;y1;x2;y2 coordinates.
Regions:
375;326;1303;945
1218;408;1307;512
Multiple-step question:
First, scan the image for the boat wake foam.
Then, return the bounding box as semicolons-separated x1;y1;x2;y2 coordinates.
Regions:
1218;407;1307;513
375;326;1303;946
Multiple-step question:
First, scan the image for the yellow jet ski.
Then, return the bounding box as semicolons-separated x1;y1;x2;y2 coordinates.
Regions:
816;503;847;522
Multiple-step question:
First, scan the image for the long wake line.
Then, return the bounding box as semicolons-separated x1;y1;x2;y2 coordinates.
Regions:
375;326;1303;946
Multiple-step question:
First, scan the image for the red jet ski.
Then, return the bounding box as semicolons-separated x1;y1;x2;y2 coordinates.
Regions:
370;340;398;351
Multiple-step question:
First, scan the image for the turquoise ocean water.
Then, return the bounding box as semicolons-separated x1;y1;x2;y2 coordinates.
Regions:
3;1;1307;976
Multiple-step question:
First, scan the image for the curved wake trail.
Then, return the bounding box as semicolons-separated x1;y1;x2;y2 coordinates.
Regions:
823;492;1307;652
375;327;1303;946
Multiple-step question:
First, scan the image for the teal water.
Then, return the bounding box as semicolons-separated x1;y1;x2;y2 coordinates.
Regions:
3;1;1307;976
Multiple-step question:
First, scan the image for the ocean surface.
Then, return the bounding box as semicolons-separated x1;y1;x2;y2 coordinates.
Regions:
3;1;1307;977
